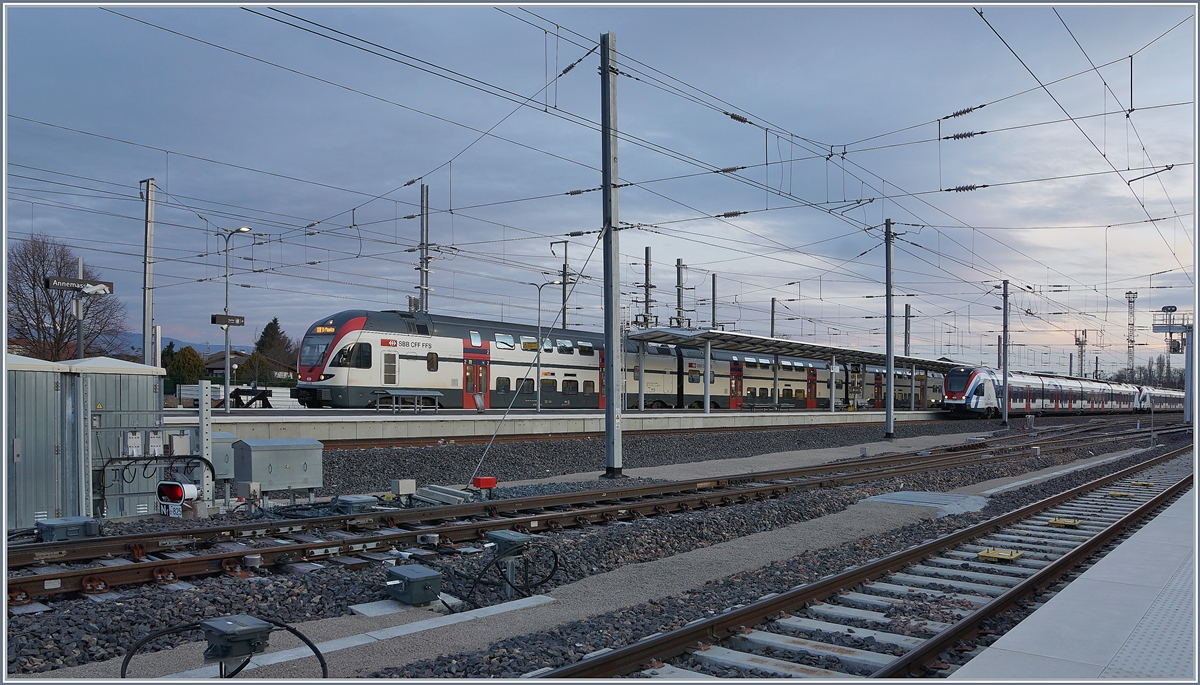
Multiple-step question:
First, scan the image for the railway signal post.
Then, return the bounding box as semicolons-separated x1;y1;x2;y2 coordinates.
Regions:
884;218;895;439
600;31;623;477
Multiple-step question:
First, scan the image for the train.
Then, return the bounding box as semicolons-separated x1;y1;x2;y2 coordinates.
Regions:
942;366;1185;417
289;310;945;410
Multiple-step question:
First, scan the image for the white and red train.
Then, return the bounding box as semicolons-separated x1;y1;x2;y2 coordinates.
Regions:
942;366;1184;417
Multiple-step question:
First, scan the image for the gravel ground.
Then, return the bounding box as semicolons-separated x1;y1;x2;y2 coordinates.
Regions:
370;437;1191;678
5;424;1184;676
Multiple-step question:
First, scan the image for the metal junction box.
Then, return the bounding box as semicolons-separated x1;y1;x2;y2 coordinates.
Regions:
211;432;239;480
36;516;100;542
334;494;376;514
385;564;442;605
485;529;532;558
200;614;272;663
232;439;323;492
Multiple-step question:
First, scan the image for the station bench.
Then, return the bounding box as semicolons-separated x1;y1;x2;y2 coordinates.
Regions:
373;389;444;414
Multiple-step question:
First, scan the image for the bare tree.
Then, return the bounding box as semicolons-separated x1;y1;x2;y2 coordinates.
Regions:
7;234;128;361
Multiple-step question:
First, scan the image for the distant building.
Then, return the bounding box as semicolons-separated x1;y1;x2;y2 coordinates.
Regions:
204;349;250;377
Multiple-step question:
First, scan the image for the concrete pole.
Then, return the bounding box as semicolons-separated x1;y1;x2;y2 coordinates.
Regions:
771;297;779;405
561;242;569;330
829;354;836;412
711;273;717;329
536;286;543;413
703;340;711;414
675;258;684;327
638;341;645;411
904;303;911;356
910;363;916;411
644;246;652;322
1002;279;1009;426
1185;325;1193;424
884;218;895;438
142;178;155;366
224;236;232;414
419;184;430;313
600;32;622;478
76;257;85;360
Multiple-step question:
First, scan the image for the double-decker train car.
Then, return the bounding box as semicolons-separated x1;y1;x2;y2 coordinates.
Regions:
942;365;1182;417
292;309;949;410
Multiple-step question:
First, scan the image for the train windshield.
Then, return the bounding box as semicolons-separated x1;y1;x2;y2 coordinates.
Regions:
945;369;972;393
299;335;334;367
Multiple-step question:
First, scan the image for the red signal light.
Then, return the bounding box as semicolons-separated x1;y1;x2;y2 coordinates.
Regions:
157;481;198;505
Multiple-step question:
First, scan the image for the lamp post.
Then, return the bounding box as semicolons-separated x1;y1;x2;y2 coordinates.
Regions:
219;226;252;414
529;280;562;413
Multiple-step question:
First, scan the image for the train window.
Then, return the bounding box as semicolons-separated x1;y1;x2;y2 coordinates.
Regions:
687;369;701;384
543;338;553;353
746;387;756;398
496;377;511;394
583;380;595;395
383;353;397;385
352;343;372;369
519;378;534;394
557;339;574;355
563;380;579;395
782;361;792;369
541;378;557;393
578;342;595;356
974;385;986;397
416;324;430;336
329;344;353;367
299;336;333;367
495;334;516;350
426;352;439;372
796;389;806;399
781;388;793;399
520;336;538;351
469;331;482;347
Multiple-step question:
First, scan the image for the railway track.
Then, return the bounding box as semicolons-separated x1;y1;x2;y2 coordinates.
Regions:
532;445;1193;678
6;421;1180;607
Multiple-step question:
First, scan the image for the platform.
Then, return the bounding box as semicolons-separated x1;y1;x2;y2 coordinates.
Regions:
165;409;945;443
950;488;1195;680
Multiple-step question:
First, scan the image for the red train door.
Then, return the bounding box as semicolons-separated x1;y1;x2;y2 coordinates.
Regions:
729;360;744;409
463;337;490;409
598;350;606;409
806;369;817;409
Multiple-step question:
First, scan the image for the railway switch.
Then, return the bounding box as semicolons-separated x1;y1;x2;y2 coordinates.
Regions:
200;614;272;663
334;494;377;514
35;516;100;542
485;530;532;558
384;564;442;605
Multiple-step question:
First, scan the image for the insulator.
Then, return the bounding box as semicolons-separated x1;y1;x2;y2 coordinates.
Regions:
567;189;585;196
947;185;986;193
946;131;985;140
943;104;984;119
717;166;741;174
726;112;750;124
718;211;746;218
403;214;418;220
561;63;575;75
403;178;419;187
568;231;586;237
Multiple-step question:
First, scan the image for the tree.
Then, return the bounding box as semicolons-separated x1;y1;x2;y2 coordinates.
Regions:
255;317;297;368
167;346;207;384
237;350;274;386
160;341;177;369
7;234;128;361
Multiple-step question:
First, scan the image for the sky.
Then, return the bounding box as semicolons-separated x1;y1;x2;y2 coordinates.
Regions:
4;3;1196;376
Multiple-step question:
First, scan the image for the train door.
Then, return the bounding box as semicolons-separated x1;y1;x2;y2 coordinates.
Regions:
919;374;927;408
463;333;490;410
806;369;817;409
873;373;883;408
729;359;744;409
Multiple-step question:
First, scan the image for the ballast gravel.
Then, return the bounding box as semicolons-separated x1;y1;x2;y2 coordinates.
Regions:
6;427;1185;677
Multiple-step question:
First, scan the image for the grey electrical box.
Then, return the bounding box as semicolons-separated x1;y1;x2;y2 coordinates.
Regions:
334;494;376;514
168;432;192;457
232;439;323;491
200;615;272;663
211;432;239;480
485;529;532;558
36;516;100;542
384;564;442;605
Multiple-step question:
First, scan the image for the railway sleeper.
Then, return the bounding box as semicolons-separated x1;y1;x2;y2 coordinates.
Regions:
688;644;854;678
886;572;1008;597
774;616;926;650
983;533;1079;550
726;630;898;672
641;663;719;679
862;581;991;606
996;526;1094;543
923;557;1038;577
901;565;1023;587
805;603;952;633
969;538;1069;556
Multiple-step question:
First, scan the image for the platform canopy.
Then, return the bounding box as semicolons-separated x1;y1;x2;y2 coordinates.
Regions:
627;328;960;375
